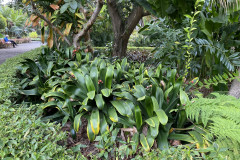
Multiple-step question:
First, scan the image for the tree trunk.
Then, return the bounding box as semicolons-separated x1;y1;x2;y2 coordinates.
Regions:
229;68;240;98
112;33;129;57
107;0;150;57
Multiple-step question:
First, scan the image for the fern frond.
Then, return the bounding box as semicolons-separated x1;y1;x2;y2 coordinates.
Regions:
198;71;238;89
186;93;240;158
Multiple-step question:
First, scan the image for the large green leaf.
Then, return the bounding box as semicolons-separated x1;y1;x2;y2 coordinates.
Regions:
95;94;105;110
101;88;111;97
168;133;194;143
87;119;95;142
108;107;118;122
20;88;39;95
133;85;146;98
90;66;99;92
151;96;159;111
135;105;142;130
72;69;88;92
85;75;95;92
145;96;154;117
155;109;168;125
180;88;189;105
111;100;132;117
105;65;114;89
90;109;100;135
87;90;95;100
100;114;109;134
140;133;150;151
157;123;172;150
74;113;83;132
44;91;66;100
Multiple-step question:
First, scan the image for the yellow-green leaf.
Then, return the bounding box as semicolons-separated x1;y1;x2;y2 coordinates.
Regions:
87;120;95;142
108;107;118;122
155;109;168;125
140;134;150;151
90;109;100;135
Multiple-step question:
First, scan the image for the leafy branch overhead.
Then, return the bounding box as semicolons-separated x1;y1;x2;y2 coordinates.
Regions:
25;0;104;48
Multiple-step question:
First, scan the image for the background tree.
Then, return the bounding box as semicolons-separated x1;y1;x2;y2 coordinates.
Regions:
0;13;6;30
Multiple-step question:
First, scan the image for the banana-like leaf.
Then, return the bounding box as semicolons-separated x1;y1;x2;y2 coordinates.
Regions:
170;69;177;84
180;88;189;105
145;96;153;117
155;109;168;125
90;109;100;135
100;114;109;134
87;120;95;142
111;100;132;117
155;64;162;78
147;132;155;148
157;123;172;150
72;69;88;93
140;133;150;151
168;133;194;143
134;105;142;130
154;87;164;109
90;66;99;92
95;94;105;110
87;90;95;100
62;85;86;100
121;58;128;71
151;96;159;111
20;88;39;95
42;101;58;109
46;61;54;77
164;86;173;100
74;113;83;132
139;63;145;74
108;106;118;122
133;85;146;98
101;88;111;97
145;117;157;127
99;60;106;84
189;131;205;148
105;65;114;89
150;117;159;138
44;91;66;100
118;117;136;127
116;63;122;83
85;75;95;92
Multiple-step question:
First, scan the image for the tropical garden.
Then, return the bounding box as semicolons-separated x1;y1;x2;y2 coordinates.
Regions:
0;0;240;159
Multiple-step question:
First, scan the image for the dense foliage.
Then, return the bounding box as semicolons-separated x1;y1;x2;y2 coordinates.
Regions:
186;93;240;159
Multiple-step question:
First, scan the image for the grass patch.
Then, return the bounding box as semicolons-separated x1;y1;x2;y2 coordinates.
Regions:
0;47;42;80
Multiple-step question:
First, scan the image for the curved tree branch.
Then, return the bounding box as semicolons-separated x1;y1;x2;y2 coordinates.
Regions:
73;0;104;48
30;0;71;46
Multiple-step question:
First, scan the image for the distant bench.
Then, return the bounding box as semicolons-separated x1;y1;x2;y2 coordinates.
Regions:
0;38;31;48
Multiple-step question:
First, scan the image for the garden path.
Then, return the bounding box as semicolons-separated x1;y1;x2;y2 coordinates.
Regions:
0;41;44;64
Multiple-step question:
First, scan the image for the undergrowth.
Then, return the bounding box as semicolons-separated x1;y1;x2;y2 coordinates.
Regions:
186;93;240;159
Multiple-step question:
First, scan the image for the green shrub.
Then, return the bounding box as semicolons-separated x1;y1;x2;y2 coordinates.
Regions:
18;47;198;152
29;31;38;38
0;14;6;29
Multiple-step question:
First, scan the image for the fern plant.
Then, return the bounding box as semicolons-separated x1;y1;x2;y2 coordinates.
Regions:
186;93;240;159
197;70;239;89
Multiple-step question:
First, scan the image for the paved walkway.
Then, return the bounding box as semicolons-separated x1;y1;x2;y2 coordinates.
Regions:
0;41;44;64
